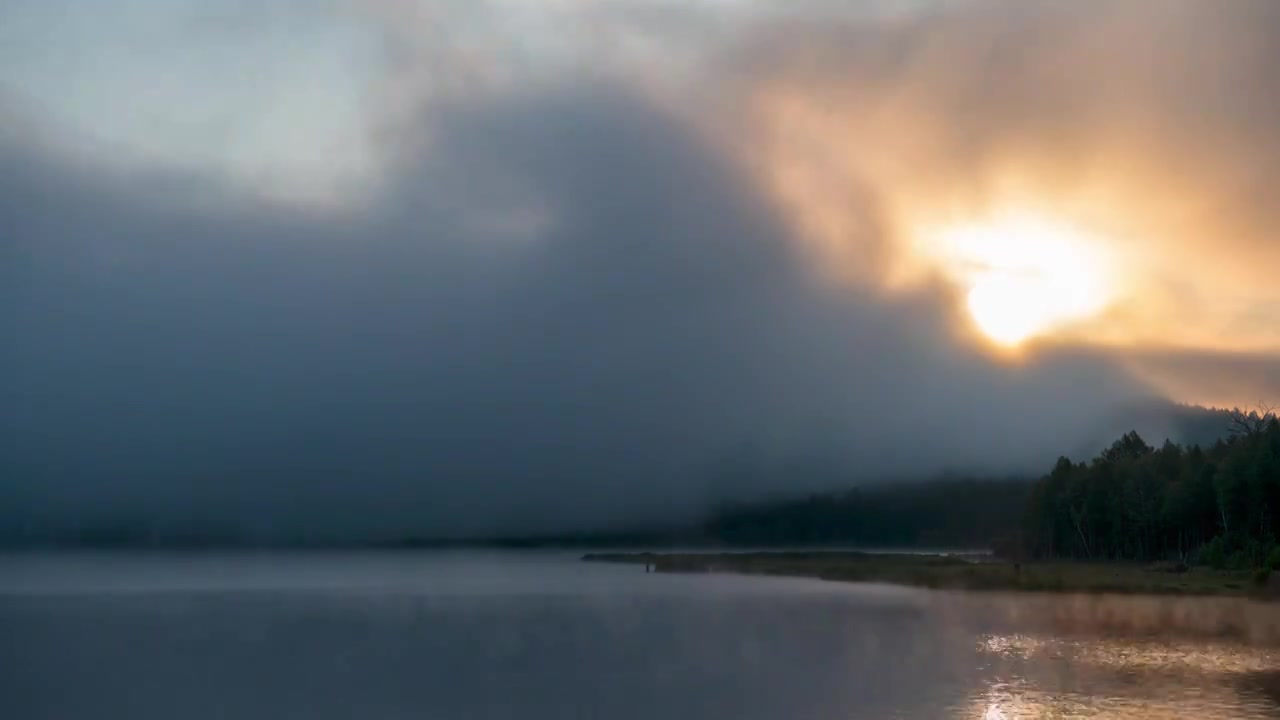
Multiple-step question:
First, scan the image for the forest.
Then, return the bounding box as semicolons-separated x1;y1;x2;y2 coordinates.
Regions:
703;406;1280;571
1023;406;1280;569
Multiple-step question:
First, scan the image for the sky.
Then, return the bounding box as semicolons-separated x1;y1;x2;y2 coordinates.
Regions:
2;0;1278;539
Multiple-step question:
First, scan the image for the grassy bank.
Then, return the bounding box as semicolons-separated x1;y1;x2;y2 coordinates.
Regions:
583;551;1278;597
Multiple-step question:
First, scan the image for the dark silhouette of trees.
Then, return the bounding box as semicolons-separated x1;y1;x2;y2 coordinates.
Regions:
1023;406;1280;568
1228;402;1278;437
708;405;1279;571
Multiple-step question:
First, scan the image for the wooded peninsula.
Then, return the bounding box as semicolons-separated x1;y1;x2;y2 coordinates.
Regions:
589;406;1280;596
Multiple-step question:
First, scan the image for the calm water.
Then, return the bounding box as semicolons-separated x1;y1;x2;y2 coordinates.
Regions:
2;551;1278;719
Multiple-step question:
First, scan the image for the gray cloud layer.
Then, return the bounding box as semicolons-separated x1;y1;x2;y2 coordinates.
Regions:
0;87;1158;539
3;1;1275;540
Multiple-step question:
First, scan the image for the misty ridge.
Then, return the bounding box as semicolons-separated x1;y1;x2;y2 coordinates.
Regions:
3;0;1280;546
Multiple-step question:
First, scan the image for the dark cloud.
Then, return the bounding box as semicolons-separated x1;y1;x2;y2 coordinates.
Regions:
5;3;1273;539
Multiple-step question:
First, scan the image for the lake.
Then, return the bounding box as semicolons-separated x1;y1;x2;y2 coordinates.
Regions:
2;551;1278;719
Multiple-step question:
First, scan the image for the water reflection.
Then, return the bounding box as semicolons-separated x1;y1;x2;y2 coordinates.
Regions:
967;634;1280;718
2;552;1278;719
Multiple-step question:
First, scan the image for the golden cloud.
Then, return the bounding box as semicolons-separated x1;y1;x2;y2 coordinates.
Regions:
703;0;1280;354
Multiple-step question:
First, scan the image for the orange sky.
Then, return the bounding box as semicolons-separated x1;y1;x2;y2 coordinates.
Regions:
714;2;1280;357
670;0;1280;407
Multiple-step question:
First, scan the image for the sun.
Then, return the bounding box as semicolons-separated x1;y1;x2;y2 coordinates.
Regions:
928;214;1114;347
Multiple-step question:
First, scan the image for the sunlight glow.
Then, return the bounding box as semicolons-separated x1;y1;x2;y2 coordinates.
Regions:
929;214;1114;347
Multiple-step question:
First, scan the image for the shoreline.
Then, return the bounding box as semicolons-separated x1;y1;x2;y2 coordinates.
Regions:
583;551;1279;599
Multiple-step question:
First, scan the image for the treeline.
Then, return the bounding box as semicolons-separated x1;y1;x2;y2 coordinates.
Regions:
702;478;1031;548
1023;408;1280;568
699;407;1280;569
11;404;1272;561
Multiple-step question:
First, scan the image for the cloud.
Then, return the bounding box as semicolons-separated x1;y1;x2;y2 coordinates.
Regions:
706;0;1280;353
2;80;1171;540
0;0;379;204
2;0;1276;540
1121;349;1280;411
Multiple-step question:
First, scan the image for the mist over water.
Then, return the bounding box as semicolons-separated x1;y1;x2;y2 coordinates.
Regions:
3;551;1277;719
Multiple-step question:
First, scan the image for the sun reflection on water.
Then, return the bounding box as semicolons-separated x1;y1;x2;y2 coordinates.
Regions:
964;634;1280;719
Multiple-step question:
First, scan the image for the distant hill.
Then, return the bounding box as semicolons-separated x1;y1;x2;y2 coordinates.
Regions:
1074;401;1234;460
